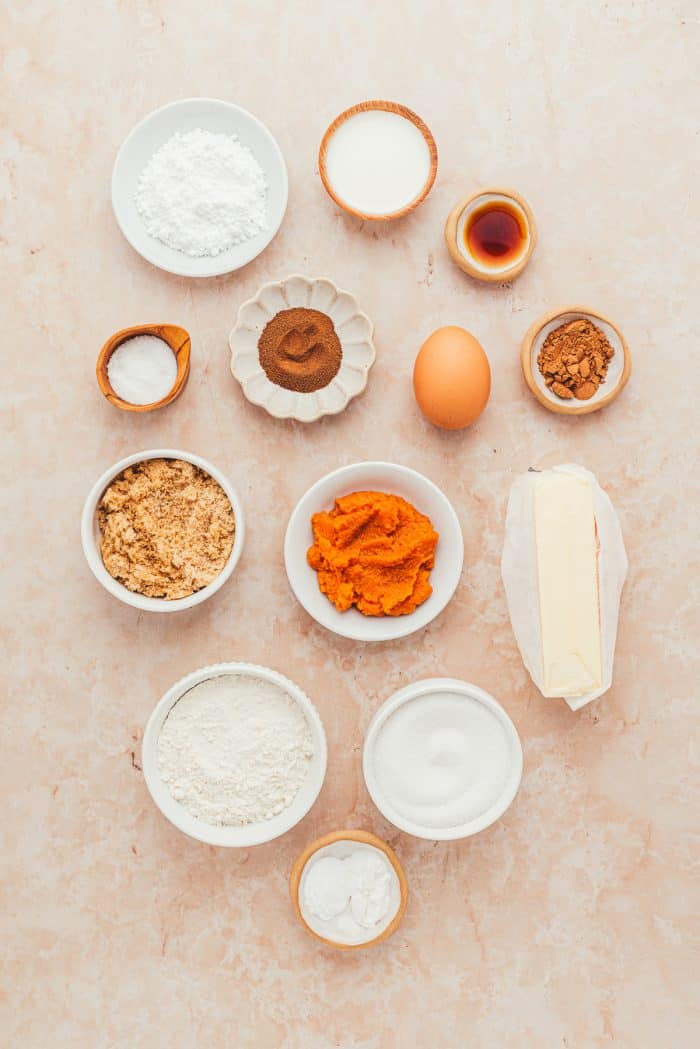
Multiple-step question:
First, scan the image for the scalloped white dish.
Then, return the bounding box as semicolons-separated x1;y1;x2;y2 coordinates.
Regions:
229;274;375;422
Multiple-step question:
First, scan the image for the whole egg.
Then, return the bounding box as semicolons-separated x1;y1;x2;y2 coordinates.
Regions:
413;326;491;430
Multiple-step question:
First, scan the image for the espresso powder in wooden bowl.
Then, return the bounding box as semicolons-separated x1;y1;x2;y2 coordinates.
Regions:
258;307;342;393
537;318;614;401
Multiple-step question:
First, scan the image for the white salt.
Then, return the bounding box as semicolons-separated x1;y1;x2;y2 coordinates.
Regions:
107;335;178;405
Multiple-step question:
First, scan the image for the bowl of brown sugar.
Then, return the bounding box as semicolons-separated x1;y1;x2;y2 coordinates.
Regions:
81;449;245;612
229;274;375;422
521;306;631;416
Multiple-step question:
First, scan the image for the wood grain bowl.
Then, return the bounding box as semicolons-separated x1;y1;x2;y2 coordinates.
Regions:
96;323;191;412
521;306;631;416
289;829;409;951
318;100;438;221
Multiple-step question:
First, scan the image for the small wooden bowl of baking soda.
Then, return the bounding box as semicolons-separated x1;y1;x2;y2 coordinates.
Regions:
290;829;408;950
96;323;191;412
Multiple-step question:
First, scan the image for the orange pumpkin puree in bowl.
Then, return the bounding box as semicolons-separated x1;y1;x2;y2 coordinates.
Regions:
307;491;439;617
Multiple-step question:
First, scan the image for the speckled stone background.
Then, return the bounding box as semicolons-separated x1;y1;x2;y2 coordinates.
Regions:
3;2;699;1046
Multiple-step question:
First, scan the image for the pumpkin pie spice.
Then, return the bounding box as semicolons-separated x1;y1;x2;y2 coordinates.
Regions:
537;318;614;401
258;307;342;393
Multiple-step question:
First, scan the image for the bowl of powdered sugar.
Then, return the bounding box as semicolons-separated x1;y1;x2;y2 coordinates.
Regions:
112;98;288;277
142;663;327;847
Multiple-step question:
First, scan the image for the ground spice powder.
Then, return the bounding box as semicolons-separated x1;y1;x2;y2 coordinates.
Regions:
537;318;614;400
258;307;342;393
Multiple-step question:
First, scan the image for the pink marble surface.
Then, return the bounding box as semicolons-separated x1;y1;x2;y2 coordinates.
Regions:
2;2;699;1046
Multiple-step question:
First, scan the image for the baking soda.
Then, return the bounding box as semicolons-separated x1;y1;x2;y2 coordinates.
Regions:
300;841;399;946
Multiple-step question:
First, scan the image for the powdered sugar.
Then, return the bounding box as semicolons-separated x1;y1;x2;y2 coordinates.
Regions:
157;674;313;825
134;128;267;257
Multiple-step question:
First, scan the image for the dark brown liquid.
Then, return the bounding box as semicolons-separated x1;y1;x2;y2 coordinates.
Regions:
465;201;527;267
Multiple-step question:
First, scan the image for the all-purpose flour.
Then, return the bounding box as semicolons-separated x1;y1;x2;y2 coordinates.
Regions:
135;128;267;257
157;674;313;825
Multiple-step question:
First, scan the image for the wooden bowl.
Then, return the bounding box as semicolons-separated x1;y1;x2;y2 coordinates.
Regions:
445;187;536;282
319;100;438;221
96;324;191;412
521;306;631;416
289;829;409;951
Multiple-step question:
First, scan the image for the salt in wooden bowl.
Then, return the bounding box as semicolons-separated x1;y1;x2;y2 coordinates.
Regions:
96;323;191;412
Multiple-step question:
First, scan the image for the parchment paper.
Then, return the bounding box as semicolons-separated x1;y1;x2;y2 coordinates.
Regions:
501;464;627;711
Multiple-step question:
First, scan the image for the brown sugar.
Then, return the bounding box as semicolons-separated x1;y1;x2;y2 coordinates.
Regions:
98;458;235;599
537;318;614;401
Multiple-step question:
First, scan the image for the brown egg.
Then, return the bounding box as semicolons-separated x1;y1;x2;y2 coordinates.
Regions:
413;326;491;430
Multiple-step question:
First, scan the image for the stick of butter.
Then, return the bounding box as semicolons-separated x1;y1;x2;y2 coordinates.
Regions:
501;464;627;709
534;471;602;697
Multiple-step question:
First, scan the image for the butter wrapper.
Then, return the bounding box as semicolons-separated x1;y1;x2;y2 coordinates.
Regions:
501;464;627;710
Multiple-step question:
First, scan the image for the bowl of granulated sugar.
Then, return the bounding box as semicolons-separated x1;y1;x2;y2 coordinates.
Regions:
142;663;327;847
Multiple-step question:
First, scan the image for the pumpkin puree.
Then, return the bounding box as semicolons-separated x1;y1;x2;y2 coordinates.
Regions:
307;490;439;617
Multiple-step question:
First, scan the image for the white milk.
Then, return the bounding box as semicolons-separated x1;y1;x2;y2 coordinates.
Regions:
325;109;431;216
371;690;512;829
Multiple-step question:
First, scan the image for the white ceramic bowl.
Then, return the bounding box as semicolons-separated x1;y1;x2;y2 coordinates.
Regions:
284;462;464;641
142;663;327;847
81;449;245;613
229;275;375;422
363;678;523;840
111;98;288;277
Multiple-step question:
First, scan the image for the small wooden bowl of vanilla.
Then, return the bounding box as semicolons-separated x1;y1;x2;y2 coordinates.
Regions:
96;323;191;412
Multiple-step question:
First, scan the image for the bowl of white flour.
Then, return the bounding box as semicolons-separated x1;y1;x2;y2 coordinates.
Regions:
112;98;288;277
142;663;327;846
